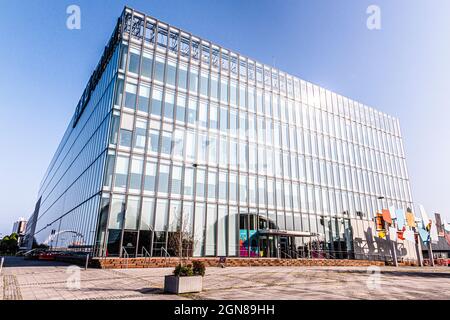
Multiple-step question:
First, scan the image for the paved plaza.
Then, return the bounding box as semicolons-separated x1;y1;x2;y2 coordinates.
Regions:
1;257;449;300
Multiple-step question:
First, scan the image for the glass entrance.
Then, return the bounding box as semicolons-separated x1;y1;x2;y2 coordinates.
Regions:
138;230;152;256
122;231;138;257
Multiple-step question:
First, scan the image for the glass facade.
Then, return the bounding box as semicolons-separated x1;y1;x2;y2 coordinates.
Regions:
26;7;414;260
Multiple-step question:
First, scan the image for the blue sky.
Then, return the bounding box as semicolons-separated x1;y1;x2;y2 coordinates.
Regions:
1;0;449;236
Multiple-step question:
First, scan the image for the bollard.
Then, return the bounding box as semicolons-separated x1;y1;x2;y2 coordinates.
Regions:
0;257;4;275
85;254;89;271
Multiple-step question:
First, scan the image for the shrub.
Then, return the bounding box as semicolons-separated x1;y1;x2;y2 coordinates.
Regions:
173;264;194;277
192;261;206;277
173;261;206;277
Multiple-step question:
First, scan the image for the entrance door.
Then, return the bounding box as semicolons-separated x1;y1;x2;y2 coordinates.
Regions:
138;230;152;257
122;231;138;257
280;237;289;258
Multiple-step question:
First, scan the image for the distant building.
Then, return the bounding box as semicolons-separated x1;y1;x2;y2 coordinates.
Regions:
12;217;27;247
12;218;27;235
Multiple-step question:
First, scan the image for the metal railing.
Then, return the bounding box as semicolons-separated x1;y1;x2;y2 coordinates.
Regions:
160;247;171;267
141;247;151;267
121;247;130;269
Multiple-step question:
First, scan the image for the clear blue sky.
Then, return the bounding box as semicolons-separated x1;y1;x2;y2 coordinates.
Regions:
1;0;449;236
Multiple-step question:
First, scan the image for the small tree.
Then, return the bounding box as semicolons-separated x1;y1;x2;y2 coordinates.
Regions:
167;213;198;266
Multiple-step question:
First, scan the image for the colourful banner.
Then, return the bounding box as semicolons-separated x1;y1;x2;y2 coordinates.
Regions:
404;230;415;242
406;211;416;228
435;213;444;237
389;227;398;241
419;204;430;225
239;230;248;257
396;209;406;230
389;206;397;219
418;227;430;245
382;209;392;225
430;222;439;243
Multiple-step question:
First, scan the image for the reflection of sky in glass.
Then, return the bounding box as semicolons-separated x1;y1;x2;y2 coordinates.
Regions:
1;0;449;236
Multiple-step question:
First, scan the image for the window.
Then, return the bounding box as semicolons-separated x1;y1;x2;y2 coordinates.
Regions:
119;129;132;148
155;57;165;82
166;60;177;86
171;166;182;195
124;83;137;110
217;206;227;256
198;133;208;163
109;195;125;229
211;75;219;100
209;105;218;130
219;171;228;201
220;107;228;133
199;102;208;128
114;78;124;106
151;87;163;116
140;198;154;231
239;175;248;204
208;135;217;164
208;171;217;200
164;91;175;121
109;115;120;145
178;64;188;89
148;129;159;153
230;81;237;106
229;173;237;202
185;130;196;161
133;119;147;151
239;84;246;109
114;155;129;189
142;54;153;78
144;160;157;193
161;131;172;155
129;157;144;192
172;129;184;159
184;168;194;197
158;164;170;194
196;169;206;199
103;153;115;188
189;69;199;93
220;78;228;104
137;85;150;113
205;205;217;256
200;72;209;96
249;176;257;205
187;98;197;124
248;87;255;112
176;94;186;123
128;50;140;74
154;199;168;232
219;136;228;166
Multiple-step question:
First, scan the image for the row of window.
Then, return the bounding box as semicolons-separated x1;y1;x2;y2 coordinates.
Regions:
104;151;411;215
118;75;404;159
109;113;410;185
121;13;400;137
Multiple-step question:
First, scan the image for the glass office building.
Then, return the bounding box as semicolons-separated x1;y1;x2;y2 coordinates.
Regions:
26;7;416;260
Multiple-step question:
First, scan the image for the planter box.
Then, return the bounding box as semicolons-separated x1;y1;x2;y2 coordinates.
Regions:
164;275;203;294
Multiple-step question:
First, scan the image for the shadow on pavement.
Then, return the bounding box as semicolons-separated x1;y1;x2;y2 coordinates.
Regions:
2;256;71;268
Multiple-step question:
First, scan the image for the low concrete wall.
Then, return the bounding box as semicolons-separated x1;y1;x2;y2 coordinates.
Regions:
92;257;387;269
